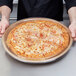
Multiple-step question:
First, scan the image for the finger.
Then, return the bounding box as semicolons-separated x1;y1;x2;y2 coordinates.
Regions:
74;38;76;41
71;30;76;37
1;26;6;33
0;26;1;29
0;25;2;31
0;34;3;37
0;33;3;35
69;27;75;37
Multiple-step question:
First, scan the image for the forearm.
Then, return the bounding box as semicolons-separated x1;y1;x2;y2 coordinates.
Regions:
68;7;76;24
0;5;11;21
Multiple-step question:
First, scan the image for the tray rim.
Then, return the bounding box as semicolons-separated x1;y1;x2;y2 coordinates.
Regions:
2;17;73;63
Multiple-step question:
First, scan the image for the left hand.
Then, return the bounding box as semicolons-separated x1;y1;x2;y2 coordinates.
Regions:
69;21;76;41
0;17;9;37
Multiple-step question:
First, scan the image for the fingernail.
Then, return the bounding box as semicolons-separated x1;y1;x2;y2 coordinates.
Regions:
1;30;4;33
1;31;3;33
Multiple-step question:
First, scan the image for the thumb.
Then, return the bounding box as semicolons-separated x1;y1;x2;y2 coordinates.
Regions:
0;23;1;31
71;30;75;37
1;26;6;33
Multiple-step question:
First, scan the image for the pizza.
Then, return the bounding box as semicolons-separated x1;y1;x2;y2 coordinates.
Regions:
6;20;70;60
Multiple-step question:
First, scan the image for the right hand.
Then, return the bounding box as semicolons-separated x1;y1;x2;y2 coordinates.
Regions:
0;17;9;37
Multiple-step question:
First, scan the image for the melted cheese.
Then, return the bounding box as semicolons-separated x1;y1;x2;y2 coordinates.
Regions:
6;20;69;59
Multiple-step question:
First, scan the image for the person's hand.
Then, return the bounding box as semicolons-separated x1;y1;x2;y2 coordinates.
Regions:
0;17;9;37
69;21;76;41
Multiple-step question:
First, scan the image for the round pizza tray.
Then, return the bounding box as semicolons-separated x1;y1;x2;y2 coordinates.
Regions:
2;18;73;64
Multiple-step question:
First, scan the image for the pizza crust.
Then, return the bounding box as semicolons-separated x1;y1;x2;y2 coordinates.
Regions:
6;20;70;60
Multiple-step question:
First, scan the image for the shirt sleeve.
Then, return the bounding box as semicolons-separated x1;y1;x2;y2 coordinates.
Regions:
64;0;76;11
0;0;13;12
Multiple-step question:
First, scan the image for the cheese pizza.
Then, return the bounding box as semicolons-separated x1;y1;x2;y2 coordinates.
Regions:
6;20;70;60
